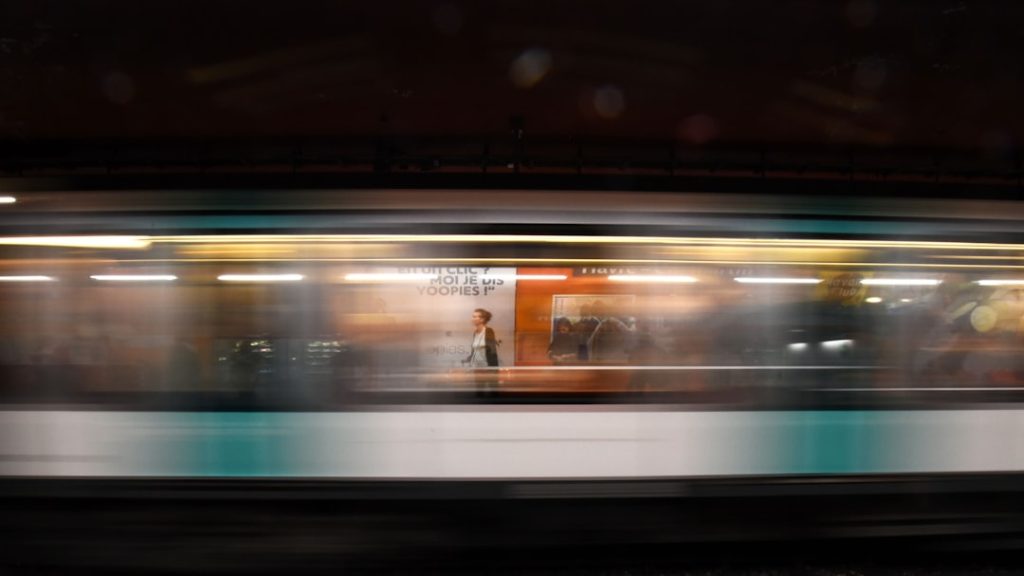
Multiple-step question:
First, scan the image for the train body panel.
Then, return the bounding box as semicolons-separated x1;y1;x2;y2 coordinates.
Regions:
2;409;1022;479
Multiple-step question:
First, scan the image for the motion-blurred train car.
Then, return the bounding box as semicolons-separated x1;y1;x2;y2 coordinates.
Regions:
4;189;1024;542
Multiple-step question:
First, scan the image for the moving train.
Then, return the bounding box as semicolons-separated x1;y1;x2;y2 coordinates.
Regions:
2;189;1024;485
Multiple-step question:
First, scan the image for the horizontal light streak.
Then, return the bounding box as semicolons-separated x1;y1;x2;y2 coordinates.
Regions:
821;339;854;350
734;277;821;285
608;274;697;283
977;279;1024;286
936;255;1024;260
217;274;304;282
464;365;879;370
865;296;883;303
511;274;568;280
99;256;1024;270
861;278;941;286
0;275;54;282
482;274;567;281
91;274;177;282
344;272;438;282
815;387;1024;392
0;196;16;204
152;233;1024;251
0;236;151;249
5;233;1024;259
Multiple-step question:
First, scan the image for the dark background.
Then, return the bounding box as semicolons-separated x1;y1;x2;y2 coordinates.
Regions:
0;0;1021;183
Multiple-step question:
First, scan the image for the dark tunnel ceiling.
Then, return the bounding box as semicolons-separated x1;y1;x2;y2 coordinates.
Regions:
0;0;1021;176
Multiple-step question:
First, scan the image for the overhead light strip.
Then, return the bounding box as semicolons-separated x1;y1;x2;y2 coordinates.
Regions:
608;274;697;283
91;274;177;282
344;273;438;282
218;274;304;282
977;279;1024;286
734;277;821;285
482;274;568;281
861;278;942;286
0;236;151;249
0;275;54;282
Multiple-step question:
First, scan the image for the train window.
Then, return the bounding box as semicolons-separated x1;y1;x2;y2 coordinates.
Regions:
1;238;1024;409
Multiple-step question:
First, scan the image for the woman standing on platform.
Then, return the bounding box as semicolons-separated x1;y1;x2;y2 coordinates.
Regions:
467;308;499;395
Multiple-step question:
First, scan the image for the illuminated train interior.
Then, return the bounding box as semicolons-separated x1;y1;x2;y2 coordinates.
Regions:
3;230;1024;409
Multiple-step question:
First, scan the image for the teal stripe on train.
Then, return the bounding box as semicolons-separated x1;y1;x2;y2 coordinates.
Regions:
128;412;297;477
103;410;1021;478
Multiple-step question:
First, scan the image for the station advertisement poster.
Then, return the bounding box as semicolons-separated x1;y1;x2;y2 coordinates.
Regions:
354;267;517;368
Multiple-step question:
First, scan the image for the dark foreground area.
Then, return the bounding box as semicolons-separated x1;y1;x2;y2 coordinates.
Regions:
7;535;1024;576
5;477;1024;575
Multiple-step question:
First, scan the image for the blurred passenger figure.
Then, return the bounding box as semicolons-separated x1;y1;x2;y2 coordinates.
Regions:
548;317;579;364
466;308;499;396
574;303;600;360
588;301;632;363
575;303;600;335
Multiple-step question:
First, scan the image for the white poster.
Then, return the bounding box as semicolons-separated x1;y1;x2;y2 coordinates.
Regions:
358;267;517;368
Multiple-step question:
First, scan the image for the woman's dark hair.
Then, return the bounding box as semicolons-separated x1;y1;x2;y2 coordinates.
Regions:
554;317;572;331
474;308;493;324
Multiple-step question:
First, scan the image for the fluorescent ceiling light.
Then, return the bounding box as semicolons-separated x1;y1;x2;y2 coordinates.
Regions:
91;274;177;282
344;272;438;282
0;236;151;249
821;339;854;350
218;274;304;282
0;196;16;204
484;274;567;281
0;275;54;282
608;275;697;283
860;278;941;286
734;277;821;285
977;279;1024;286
